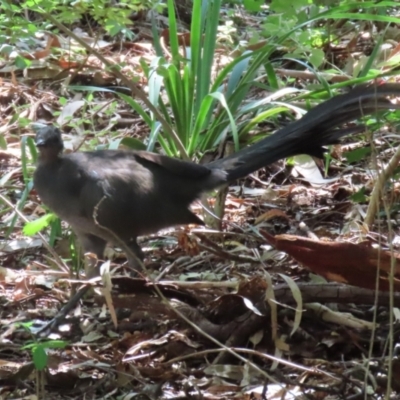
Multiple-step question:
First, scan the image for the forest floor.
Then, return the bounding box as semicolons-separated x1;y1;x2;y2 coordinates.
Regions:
1;5;400;400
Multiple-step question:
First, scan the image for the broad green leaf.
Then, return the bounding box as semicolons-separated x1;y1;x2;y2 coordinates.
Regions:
120;137;147;151
351;187;368;203
344;147;371;163
309;48;325;69
0;135;6;150
23;213;57;236
243;0;263;12
32;345;47;371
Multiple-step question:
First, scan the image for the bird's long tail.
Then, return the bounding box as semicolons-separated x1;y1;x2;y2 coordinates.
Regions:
208;83;400;182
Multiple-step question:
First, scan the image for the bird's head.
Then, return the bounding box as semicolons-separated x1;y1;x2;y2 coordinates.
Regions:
35;126;64;161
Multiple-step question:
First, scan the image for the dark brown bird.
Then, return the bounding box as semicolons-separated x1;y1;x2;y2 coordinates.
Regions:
33;84;400;271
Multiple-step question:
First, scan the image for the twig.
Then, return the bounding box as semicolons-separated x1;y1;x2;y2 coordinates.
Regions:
364;144;400;225
275;68;351;83
195;232;260;263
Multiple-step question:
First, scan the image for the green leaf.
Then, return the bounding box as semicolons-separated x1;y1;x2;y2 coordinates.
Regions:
166;0;180;65
243;0;263;12
15;55;31;69
20;136;30;184
117;93;153;127
27;137;38;163
49;217;62;247
22;340;67;351
309;48;325;69
270;0;304;15
32;345;47;371
106;20;123;36
23;213;57;236
0;135;6;150
209;92;238;151
344;147;371;163
264;62;279;89
120;137;147;151
351;187;367;203
0;44;13;56
39;340;67;350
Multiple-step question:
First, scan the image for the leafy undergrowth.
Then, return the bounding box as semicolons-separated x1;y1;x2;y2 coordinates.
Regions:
2;5;400;400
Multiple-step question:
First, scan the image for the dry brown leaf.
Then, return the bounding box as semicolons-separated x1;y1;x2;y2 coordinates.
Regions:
262;231;400;291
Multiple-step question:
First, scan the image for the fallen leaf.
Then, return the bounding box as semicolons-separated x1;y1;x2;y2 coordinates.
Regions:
262;231;400;291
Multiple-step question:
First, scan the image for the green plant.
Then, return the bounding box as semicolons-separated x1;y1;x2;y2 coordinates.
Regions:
119;0;267;158
0;0;161;63
126;1;400;159
19;323;67;371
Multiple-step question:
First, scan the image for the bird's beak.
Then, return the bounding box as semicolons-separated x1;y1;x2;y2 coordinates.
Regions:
35;137;46;147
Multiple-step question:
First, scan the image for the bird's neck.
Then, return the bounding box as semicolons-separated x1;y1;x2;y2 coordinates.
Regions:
38;149;63;165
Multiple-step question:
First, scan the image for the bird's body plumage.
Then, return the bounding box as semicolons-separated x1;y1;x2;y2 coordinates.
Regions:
33;83;400;268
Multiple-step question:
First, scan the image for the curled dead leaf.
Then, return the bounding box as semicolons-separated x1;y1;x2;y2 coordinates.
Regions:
261;231;400;291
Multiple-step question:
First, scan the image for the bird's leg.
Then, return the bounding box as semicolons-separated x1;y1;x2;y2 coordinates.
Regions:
122;237;145;275
75;232;107;277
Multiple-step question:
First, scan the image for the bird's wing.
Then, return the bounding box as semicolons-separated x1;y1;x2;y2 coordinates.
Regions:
68;149;225;196
64;150;205;238
133;151;213;179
